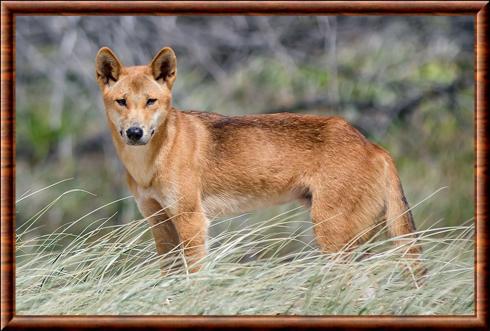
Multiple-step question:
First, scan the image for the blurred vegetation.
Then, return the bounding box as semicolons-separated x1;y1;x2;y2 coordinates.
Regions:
16;16;474;239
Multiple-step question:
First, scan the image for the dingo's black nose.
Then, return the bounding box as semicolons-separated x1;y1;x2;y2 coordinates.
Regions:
126;127;143;141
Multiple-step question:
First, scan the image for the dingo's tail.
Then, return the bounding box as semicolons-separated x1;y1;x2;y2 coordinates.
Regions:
384;155;426;277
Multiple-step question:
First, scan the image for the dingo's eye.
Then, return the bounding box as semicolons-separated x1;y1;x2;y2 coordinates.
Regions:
146;98;157;106
116;99;127;107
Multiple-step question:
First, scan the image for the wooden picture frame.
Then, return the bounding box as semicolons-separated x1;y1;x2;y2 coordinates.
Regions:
1;1;488;329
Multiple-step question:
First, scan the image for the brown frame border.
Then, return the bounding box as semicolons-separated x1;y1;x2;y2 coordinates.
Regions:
1;1;488;330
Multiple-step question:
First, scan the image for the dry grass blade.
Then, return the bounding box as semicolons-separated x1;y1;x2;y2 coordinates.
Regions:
16;190;474;315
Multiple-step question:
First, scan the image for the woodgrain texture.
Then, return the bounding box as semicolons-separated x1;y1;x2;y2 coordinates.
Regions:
0;1;486;15
1;2;15;330
475;3;489;330
1;1;488;330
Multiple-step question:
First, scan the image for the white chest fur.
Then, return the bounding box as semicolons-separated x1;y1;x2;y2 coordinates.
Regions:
120;145;155;187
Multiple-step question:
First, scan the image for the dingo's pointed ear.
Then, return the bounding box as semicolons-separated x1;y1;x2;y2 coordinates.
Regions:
96;47;123;87
150;47;177;89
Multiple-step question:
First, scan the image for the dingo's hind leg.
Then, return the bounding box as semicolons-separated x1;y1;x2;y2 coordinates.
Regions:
309;188;381;254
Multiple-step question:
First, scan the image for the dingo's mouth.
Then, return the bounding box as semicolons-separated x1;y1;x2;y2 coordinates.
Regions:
126;140;148;146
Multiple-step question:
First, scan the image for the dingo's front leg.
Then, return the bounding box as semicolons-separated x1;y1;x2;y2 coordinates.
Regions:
172;209;208;273
136;198;180;259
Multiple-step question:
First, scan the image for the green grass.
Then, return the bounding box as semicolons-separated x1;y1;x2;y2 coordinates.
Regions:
16;189;474;315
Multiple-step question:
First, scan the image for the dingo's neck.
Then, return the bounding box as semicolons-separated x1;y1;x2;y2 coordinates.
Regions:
118;144;156;187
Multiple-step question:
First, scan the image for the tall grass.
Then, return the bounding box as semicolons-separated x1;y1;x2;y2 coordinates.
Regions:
16;187;474;315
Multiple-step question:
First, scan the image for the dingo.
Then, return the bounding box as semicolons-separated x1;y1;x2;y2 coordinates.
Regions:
96;47;422;273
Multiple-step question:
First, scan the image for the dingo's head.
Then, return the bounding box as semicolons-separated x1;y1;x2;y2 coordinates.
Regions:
95;47;177;146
